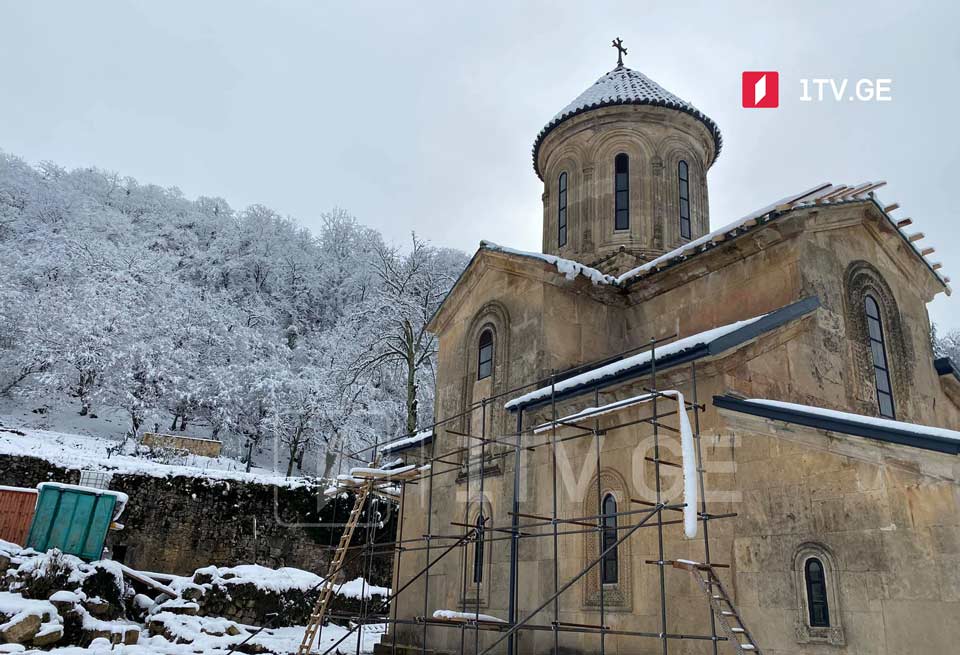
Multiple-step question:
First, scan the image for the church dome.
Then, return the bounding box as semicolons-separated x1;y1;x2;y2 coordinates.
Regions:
532;65;723;179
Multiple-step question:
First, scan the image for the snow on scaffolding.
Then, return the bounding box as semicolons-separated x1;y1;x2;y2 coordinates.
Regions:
432;609;506;623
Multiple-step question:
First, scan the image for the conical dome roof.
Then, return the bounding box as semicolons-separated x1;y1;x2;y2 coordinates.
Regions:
532;65;722;178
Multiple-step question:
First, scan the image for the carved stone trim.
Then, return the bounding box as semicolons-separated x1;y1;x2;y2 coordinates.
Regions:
842;260;914;418
581;469;632;611
793;543;845;646
459;302;511;477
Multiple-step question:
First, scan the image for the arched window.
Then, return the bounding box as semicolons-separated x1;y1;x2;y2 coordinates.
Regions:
472;513;484;583
477;329;493;380
601;494;618;584
558;172;568;247
804;558;830;627
864;295;895;418
614;154;629;230
678;160;691;239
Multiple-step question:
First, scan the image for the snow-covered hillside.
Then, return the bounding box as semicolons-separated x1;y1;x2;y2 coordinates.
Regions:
0;151;468;480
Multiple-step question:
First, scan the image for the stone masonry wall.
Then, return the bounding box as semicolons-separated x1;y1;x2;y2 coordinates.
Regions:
0;454;395;585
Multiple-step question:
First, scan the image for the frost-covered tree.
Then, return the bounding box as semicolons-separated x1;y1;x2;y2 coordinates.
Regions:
0;151;467;476
346;234;466;435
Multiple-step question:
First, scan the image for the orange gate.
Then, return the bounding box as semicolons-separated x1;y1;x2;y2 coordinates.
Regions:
0;486;38;546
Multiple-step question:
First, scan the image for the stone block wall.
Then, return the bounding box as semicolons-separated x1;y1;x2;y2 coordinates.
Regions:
140;432;222;458
0;454;395;585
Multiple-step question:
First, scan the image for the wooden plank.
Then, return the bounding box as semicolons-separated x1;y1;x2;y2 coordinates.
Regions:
119;564;177;597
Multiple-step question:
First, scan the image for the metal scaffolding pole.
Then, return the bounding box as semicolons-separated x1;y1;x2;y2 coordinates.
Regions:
317;331;762;655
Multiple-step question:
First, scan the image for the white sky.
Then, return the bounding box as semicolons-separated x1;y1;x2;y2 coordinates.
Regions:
1;1;957;329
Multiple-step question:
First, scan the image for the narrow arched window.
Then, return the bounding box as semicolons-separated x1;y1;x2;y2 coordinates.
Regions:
614;154;629;230
601;494;618;584
558;172;568;247
678;160;691;239
477;329;493;380
804;558;830;627
864;295;895;418
472;513;484;583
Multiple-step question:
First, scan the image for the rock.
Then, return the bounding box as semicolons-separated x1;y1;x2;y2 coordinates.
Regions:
83;626;137;646
0;613;41;644
147;619;168;637
158;601;198;616
181;584;205;601
82;597;111;617
193;571;215;585
31;624;64;647
49;590;82;612
0;554;10;570
121;626;140;645
225;623;243;636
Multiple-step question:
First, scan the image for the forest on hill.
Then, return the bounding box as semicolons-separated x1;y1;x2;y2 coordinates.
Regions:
0;151;468;477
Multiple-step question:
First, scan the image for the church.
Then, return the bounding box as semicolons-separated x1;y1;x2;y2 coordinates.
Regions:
375;43;960;655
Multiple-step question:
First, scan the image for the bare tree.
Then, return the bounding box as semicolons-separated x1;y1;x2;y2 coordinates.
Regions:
347;234;465;436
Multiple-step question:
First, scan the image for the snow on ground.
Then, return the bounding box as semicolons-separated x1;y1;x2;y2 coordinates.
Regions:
0;422;313;488
0;541;388;654
38;620;386;654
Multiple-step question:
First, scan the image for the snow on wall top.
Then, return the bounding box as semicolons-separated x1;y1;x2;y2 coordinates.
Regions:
745;398;960;443
480;241;616;286
0;426;315;489
532;65;722;178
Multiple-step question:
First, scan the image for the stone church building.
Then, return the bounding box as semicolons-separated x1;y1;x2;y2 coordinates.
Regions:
378;53;960;655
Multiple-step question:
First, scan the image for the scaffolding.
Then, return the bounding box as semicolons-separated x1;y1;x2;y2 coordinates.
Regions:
306;333;760;655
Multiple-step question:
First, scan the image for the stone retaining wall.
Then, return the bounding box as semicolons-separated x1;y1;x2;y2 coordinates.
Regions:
0;454;395;585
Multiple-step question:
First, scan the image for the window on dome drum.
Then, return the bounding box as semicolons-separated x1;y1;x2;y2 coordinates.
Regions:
601;494;618;584
864;295;895;418
472;513;484;583
804;558;830;627
678;160;691;239
558;172;568;247
614;154;629;230
477;329;493;380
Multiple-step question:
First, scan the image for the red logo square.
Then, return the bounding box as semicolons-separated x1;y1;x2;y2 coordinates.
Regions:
742;71;779;108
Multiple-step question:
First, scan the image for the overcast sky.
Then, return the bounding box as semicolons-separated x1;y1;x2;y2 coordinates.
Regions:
2;1;957;329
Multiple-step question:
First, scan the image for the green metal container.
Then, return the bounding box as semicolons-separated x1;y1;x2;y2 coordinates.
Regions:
26;483;127;561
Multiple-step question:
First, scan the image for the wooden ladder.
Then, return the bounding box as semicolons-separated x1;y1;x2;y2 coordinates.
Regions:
298;481;373;655
673;560;761;654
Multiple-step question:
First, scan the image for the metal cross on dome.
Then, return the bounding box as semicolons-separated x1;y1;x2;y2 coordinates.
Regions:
612;37;627;67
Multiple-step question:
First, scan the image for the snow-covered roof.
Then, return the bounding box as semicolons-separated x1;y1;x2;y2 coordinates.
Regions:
379;429;434;455
481;182;948;294
533;65;722;178
480;241;616;286
714;396;960;455
504;296;819;411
